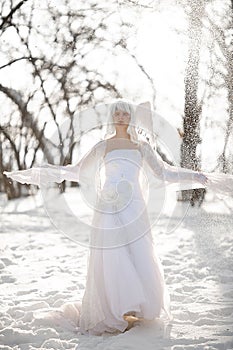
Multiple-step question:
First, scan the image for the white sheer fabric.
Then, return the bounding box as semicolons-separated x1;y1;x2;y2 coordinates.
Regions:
4;139;233;197
140;141;233;196
3;139;233;335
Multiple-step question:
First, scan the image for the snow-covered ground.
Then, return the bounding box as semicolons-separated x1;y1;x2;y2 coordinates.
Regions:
0;188;233;349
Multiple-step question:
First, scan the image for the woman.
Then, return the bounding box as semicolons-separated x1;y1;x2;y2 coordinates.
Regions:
3;100;233;335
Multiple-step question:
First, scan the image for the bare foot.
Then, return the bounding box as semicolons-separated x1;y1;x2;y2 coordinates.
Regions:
123;315;141;332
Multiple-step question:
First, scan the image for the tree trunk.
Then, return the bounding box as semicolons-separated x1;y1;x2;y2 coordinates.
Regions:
180;0;206;205
220;2;233;173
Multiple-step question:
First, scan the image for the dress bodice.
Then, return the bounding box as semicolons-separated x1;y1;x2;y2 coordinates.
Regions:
103;148;142;184
97;149;144;212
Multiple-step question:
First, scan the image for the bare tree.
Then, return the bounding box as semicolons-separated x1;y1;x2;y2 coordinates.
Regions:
179;0;206;205
206;2;233;173
0;0;124;198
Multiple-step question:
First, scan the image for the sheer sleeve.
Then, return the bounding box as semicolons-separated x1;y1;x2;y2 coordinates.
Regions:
140;141;233;196
3;140;106;188
140;141;204;184
3;163;80;186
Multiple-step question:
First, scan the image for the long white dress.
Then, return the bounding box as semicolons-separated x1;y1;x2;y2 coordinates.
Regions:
3;140;233;335
79;147;172;335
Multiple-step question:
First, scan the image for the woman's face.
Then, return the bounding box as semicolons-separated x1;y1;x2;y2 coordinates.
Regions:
112;109;131;126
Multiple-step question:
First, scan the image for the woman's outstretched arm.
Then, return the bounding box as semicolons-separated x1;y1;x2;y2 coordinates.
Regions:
141;141;208;186
3;163;80;186
141;141;233;196
3;140;105;187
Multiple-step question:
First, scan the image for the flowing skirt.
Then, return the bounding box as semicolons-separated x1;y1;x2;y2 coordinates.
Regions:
79;180;173;335
33;181;173;335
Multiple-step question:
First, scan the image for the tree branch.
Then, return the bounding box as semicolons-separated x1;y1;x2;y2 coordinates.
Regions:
0;56;39;70
0;83;54;163
0;0;29;31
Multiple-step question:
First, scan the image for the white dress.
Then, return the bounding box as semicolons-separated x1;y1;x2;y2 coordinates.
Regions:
3;140;233;335
79;147;172;335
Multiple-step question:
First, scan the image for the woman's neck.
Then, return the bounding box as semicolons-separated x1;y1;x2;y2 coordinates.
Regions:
114;129;130;139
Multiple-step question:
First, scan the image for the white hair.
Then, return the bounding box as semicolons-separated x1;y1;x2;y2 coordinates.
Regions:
109;100;134;117
104;100;139;144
